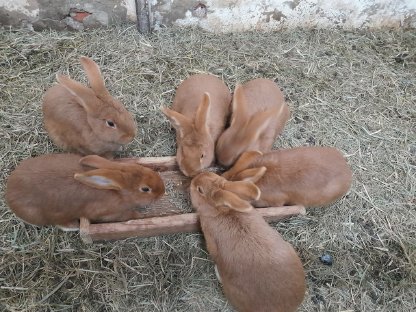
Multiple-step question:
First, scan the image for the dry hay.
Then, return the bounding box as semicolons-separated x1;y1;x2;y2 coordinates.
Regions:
0;24;415;312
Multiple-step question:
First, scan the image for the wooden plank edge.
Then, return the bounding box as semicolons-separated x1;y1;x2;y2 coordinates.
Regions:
114;156;179;171
81;205;306;243
79;217;93;244
114;156;223;174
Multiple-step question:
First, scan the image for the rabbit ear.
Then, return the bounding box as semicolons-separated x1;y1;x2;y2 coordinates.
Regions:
222;150;263;180
195;93;210;133
79;155;123;170
223;180;261;201
74;169;123;190
230;84;248;126
247;109;275;142
212;189;253;212
79;56;110;97
56;74;98;113
162;107;192;138
233;167;267;183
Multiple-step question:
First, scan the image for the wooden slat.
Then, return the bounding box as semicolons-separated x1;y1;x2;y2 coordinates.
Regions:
114;156;178;171
80;205;306;243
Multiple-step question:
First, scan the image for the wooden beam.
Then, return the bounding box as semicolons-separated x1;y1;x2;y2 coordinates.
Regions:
79;205;306;243
135;0;151;33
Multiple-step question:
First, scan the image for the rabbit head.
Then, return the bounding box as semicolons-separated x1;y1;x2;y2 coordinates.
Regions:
216;84;276;167
190;172;261;217
75;155;165;206
57;56;137;148
162;93;214;177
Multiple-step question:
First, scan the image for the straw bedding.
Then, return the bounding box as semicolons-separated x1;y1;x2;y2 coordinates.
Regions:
0;25;415;311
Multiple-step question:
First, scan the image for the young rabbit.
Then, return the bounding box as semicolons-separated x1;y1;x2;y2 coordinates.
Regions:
216;78;290;167
5;153;165;230
190;172;306;312
42;56;137;157
223;147;353;208
162;74;232;177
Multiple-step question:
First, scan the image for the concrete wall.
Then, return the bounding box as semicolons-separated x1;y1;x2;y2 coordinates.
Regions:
1;0;415;31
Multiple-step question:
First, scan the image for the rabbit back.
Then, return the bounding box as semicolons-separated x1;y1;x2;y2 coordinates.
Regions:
233;147;352;207
242;78;290;147
241;78;286;114
6;154;164;227
216;79;289;167
172;73;231;141
204;214;306;312
6;154;89;226
44;85;96;155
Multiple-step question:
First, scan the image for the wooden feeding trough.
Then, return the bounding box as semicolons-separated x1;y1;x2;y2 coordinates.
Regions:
79;156;306;243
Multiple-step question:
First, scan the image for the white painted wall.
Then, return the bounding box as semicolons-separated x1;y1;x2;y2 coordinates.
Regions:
0;0;39;18
167;0;416;31
122;0;136;21
1;0;416;30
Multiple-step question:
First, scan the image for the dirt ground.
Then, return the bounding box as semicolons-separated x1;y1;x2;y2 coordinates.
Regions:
0;25;415;311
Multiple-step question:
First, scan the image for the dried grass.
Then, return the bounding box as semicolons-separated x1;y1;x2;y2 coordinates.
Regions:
1;25;415;311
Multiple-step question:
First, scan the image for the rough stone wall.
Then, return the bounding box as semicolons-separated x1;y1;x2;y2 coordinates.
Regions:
1;0;415;31
0;0;128;30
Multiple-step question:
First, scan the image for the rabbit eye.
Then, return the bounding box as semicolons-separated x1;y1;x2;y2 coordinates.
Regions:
106;120;116;129
200;154;204;159
140;186;151;193
197;186;204;194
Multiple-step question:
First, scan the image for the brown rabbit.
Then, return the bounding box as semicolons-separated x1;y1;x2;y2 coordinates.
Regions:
190;172;306;312
162;74;232;177
5;154;165;230
42;56;137;157
223;147;353;208
216;78;290;167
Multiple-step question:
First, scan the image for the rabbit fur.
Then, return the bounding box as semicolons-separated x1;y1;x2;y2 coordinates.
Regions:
6;153;165;230
190;171;306;312
162;74;232;177
216;78;290;167
223;147;352;208
42;56;137;157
